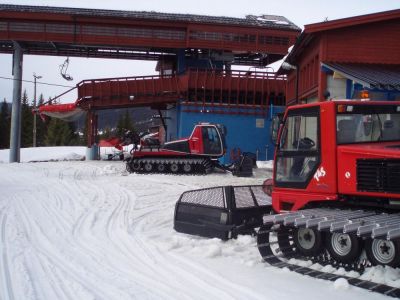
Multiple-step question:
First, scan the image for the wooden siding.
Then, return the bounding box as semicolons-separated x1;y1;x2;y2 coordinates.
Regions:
324;19;400;64
286;17;400;104
286;38;321;104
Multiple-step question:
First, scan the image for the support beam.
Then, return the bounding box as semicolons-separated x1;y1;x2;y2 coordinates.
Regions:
158;109;168;143
9;41;23;163
86;110;99;160
158;109;167;134
86;110;98;147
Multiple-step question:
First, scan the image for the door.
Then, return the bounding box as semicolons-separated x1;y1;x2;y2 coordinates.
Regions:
274;106;320;189
201;126;223;156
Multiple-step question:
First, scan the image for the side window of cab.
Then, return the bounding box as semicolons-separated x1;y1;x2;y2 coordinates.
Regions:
275;107;320;188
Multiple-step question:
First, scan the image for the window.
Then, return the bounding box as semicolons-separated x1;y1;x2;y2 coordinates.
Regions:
336;104;400;144
0;22;7;31
202;126;222;155
275;107;320;188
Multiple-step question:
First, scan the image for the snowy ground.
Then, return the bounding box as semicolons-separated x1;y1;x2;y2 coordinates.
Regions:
0;147;395;299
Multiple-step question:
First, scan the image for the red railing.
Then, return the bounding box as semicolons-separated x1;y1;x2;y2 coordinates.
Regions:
184;69;286;108
76;74;188;109
42;69;286;112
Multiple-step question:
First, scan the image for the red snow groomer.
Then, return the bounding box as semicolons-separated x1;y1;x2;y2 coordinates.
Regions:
175;100;400;296
254;100;400;296
125;123;253;175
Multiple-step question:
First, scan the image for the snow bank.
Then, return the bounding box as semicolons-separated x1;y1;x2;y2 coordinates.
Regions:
0;146;86;163
256;160;273;170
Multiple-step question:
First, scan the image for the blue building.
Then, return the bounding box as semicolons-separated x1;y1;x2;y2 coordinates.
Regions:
165;102;284;163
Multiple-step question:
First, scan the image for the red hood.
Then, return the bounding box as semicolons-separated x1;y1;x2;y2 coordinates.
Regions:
339;142;400;158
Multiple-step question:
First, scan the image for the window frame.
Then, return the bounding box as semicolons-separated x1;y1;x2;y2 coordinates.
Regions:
274;106;321;189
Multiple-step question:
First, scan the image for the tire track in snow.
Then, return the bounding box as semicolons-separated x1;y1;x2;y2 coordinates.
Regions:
15;194;120;300
70;176;193;298
65;169;178;299
0;212;15;300
131;211;252;299
102;188;198;299
88;181;179;299
13;195;78;300
6;165;86;299
3;162;267;299
125;176;267;299
113;179;246;299
10;165;132;299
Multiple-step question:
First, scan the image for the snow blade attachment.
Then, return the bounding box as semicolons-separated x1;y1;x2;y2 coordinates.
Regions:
174;185;271;240
232;155;254;177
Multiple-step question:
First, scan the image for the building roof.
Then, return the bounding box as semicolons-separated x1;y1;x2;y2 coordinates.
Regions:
305;9;400;33
322;62;400;91
285;9;400;65
0;4;300;31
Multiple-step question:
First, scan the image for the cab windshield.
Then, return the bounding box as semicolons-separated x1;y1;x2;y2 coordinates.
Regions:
336;104;400;144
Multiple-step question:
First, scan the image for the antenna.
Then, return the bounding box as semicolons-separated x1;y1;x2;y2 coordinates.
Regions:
59;57;73;81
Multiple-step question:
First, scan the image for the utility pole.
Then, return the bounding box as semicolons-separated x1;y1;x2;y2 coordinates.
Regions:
9;42;23;163
33;73;42;147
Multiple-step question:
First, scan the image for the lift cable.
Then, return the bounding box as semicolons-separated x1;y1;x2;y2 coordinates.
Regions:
0;75;75;88
0;75;77;109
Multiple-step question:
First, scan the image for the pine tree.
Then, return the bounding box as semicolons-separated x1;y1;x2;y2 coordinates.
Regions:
116;113;125;137
45;118;78;146
36;93;47;146
0;98;10;149
38;93;44;106
116;110;135;137
81;113;88;146
100;126;112;140
21;89;33;147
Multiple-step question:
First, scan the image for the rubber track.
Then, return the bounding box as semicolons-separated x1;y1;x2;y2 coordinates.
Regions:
127;157;213;174
257;224;400;298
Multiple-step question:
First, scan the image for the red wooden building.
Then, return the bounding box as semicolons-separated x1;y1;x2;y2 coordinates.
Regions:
280;9;400;105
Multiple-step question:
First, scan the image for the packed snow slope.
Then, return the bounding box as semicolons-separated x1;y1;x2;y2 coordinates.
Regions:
0;147;394;299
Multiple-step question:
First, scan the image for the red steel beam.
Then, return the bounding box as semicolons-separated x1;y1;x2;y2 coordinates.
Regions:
0;6;300;56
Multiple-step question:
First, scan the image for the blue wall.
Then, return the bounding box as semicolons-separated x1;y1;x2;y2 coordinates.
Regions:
165;105;178;141
176;104;284;163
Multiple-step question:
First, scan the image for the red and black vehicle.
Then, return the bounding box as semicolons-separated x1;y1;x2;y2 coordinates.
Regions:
255;100;400;296
174;100;400;296
126;123;235;174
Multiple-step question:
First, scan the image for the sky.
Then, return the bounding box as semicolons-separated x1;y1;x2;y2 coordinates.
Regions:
0;0;399;104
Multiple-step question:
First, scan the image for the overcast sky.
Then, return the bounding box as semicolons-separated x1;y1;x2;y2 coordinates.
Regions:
0;0;399;104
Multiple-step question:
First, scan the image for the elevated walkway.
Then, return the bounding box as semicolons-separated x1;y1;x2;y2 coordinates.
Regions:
39;69;286;119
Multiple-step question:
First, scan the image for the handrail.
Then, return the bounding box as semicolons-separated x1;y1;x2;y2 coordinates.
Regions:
77;74;174;87
76;68;285;87
39;86;77;107
38;68;287;113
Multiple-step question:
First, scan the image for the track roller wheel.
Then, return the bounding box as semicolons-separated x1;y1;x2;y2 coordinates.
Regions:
293;227;323;256
365;239;400;267
131;161;141;172
144;162;153;172
326;233;361;264
182;163;192;173
157;163;166;172
169;163;179;173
